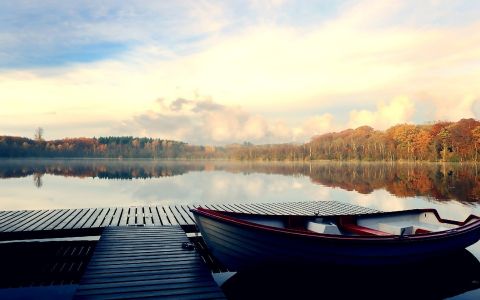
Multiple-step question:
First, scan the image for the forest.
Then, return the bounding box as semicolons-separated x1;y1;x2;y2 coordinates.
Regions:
1;118;480;162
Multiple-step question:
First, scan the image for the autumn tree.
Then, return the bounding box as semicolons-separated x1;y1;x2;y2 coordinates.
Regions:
437;128;451;162
473;126;480;162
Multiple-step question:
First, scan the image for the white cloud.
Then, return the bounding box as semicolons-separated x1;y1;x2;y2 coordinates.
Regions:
433;95;479;121
117;98;334;144
293;114;334;140
348;97;415;129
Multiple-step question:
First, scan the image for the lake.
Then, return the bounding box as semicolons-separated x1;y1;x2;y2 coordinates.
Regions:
1;159;480;298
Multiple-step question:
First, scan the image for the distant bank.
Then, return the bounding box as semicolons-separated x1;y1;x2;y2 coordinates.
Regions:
1;118;480;162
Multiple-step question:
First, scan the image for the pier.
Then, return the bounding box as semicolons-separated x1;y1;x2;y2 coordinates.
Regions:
0;201;379;299
74;226;225;299
0;201;378;240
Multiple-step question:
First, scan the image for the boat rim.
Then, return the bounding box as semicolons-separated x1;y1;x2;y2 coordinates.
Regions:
191;207;480;242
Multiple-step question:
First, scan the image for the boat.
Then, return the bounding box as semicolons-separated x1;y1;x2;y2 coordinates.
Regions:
191;207;480;270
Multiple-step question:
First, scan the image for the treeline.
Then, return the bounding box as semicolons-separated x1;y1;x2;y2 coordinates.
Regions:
227;118;480;162
0;136;220;159
1;118;480;161
309;118;480;162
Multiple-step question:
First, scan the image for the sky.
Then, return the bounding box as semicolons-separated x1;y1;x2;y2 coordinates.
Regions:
1;0;480;145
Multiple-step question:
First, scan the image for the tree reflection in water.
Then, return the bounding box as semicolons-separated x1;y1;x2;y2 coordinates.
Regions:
0;160;479;203
33;172;43;188
222;250;480;300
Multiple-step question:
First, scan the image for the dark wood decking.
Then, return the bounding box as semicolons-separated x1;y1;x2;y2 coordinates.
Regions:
74;226;225;299
0;201;379;240
0;239;96;288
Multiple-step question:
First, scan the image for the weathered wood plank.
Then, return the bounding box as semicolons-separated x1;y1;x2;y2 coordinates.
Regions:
73;208;97;229
26;209;64;231
82;208;105;229
0;201;379;235
282;202;310;215
168;206;188;226
0;210;29;228
175;205;195;225
35;209;71;231
43;208;77;231
179;205;197;224
150;206;162;226
219;204;241;213
155;206;170;225
53;208;83;230
91;208;110;228
261;202;292;215
143;207;153;226
119;207;129;226
233;203;261;214
66;208;94;230
127;207;137;226
0;209;41;231
74;226;225;299
163;206;179;226
109;208;123;227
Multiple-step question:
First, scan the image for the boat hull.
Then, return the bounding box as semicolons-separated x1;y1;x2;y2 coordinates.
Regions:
193;211;480;270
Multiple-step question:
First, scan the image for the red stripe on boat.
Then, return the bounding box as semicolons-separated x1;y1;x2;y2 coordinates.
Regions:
415;228;431;235
341;223;391;236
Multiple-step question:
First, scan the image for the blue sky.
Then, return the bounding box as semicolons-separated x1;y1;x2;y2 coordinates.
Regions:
1;0;480;144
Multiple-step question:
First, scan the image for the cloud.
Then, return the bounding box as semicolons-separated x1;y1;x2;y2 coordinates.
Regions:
117;98;332;144
433;95;480;121
348;97;415;129
1;1;480;140
293;114;335;140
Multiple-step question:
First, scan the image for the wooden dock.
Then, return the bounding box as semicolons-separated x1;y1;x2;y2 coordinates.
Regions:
0;202;379;299
74;226;225;299
0;201;379;240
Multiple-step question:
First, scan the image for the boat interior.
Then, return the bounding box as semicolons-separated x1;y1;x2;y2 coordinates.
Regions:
231;210;479;237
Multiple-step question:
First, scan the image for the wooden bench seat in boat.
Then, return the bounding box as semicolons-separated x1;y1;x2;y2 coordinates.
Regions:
307;221;342;234
378;222;450;235
338;216;391;236
341;223;392;236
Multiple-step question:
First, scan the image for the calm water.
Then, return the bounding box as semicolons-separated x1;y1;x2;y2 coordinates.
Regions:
1;159;480;298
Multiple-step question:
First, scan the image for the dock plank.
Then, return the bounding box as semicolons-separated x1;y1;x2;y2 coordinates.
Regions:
163;206;179;226
168;206;188;226
35;209;71;231
63;208;90;230
0;210;41;231
0;201;379;237
155;206;170;225
118;208;129;226
43;208;78;231
91;208;110;228
180;205;197;223
23;209;63;231
143;207;153;226
127;207;137;226
73;208;97;229
176;205;195;225
74;226;225;299
109;208;122;227
150;206;161;226
0;210;29;228
82;208;105;229
54;208;83;230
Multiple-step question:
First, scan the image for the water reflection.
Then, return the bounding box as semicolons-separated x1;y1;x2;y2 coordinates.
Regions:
222;250;480;300
0;160;479;204
33;173;43;188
